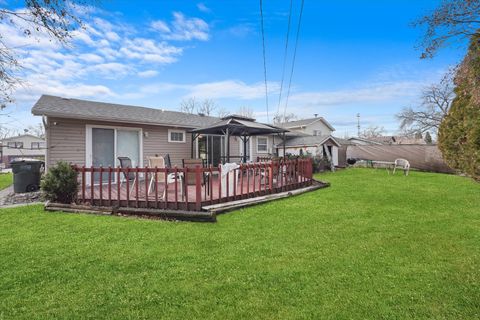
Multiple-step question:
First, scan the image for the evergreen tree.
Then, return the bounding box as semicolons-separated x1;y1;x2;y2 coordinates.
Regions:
424;131;433;144
438;36;480;181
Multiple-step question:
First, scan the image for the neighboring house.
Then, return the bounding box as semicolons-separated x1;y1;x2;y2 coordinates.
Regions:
347;137;384;146
1;134;46;167
276;116;340;166
32;95;284;170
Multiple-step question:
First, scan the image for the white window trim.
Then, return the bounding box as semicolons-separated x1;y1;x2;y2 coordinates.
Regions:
168;129;186;143
256;136;269;154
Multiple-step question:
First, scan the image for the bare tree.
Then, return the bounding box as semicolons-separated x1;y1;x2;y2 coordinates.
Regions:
396;70;455;134
0;0;96;108
0;127;17;140
273;112;297;124
26;124;45;138
197;99;217;116
236;106;254;119
216;107;229;118
179;97;197;114
360;125;386;139
413;0;480;59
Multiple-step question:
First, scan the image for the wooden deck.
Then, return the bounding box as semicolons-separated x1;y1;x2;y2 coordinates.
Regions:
74;159;313;212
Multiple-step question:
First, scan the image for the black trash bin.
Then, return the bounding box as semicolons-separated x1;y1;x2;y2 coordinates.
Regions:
10;159;44;193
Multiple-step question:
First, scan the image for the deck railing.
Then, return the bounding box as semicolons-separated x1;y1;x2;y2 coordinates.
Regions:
73;158;313;212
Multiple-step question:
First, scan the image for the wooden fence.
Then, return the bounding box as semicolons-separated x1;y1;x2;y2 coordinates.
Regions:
73;158;313;212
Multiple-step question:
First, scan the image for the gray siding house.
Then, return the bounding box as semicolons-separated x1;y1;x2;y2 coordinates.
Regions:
32;95;278;169
277;117;341;166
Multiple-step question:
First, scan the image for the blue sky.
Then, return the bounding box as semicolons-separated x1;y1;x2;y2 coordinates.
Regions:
3;0;465;136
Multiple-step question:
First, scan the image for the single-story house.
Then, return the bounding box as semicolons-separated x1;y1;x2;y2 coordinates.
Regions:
31;95;285;170
1;134;46;168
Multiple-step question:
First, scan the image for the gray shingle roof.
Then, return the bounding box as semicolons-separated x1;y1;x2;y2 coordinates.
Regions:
31;95;220;128
278;135;341;147
277;117;335;131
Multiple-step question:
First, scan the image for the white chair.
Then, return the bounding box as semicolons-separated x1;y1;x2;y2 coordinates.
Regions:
393;158;410;176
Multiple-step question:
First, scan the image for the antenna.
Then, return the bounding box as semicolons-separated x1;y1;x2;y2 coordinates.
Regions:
356;113;360;137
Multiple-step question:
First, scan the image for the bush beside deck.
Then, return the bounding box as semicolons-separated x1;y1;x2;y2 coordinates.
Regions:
0;169;478;319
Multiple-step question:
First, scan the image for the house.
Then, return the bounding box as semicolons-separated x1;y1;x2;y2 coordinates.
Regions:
31;95;319;217
1;134;46;168
32;95;289;170
276;117;341;166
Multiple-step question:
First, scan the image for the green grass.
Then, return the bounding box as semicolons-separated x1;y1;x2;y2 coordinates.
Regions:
0;173;12;190
0;169;479;319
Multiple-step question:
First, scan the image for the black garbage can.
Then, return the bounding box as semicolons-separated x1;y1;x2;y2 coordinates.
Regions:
10;160;44;193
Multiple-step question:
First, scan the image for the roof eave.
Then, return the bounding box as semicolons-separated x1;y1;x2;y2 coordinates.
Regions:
32;111;200;129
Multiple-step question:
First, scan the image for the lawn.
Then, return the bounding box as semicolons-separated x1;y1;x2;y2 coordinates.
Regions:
0;169;478;319
0;173;12;190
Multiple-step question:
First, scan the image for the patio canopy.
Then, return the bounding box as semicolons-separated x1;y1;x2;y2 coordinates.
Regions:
189;115;289;163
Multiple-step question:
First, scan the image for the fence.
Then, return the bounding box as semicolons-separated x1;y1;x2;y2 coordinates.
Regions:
346;145;453;173
73;158;313;212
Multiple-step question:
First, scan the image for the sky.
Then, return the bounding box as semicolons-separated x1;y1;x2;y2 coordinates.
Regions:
2;0;466;137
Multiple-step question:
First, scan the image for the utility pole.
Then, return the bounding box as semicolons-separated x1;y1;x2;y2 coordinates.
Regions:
356;113;361;137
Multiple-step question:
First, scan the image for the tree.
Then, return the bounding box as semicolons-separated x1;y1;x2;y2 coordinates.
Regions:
0;0;94;108
413;0;480;59
197;99;217;116
359;125;385;139
216;107;229;118
438;35;480;180
26;124;45;138
396;69;455;134
179;97;197;114
272;112;297;124
414;132;423;140
236;106;254;119
424;131;433;144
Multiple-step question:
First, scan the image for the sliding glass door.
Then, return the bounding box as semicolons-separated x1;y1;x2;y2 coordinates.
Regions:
88;126;142;184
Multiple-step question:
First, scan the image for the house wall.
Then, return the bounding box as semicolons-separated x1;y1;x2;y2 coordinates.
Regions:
1;135;46;166
288;121;333;136
46;117;201;169
284;145;339;166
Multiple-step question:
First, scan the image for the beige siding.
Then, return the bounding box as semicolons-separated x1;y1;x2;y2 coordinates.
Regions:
46;117;198;169
288;121;333;136
47;117;86;168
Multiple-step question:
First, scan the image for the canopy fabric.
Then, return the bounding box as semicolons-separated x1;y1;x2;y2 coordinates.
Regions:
189;115;288;136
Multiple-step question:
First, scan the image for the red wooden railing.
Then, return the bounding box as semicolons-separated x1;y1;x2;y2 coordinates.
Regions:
73;158;313;212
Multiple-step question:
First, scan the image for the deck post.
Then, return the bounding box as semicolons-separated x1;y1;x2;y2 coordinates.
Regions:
226;128;230;163
195;165;202;211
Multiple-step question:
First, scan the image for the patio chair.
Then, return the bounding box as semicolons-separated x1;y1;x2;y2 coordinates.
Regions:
164;153;172;169
118;156;138;196
182;159;210;198
147;156;165;195
393;158;410;176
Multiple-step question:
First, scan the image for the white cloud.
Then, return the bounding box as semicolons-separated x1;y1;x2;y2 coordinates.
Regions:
186;80;278;99
151;12;209;41
288;81;424;107
150;20;171;33
78;53;105;63
138;70;159;78
197;3;211;13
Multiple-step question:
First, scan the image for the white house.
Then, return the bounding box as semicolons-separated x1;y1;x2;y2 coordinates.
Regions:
1;134;46;167
277;117;341;166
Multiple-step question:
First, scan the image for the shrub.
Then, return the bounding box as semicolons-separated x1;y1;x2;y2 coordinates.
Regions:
438;35;480;181
41;161;78;203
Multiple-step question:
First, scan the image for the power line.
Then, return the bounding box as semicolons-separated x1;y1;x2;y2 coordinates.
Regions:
283;0;305;121
259;0;269;122
276;0;294;119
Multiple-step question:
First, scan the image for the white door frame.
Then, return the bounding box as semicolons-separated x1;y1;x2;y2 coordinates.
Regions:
85;124;143;184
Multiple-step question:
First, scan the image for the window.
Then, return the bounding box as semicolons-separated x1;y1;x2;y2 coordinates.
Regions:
257;137;268;153
313;130;322;136
31;142;45;149
168;129;186;143
7;142;23;149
